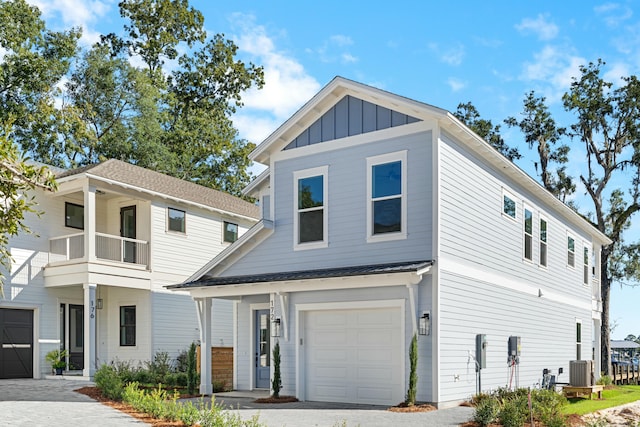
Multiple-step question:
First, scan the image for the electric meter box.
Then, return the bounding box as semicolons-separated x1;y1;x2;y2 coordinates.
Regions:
476;334;487;369
508;336;521;357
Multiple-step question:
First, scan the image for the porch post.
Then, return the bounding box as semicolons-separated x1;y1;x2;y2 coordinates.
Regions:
83;184;96;262
196;298;213;395
83;283;97;377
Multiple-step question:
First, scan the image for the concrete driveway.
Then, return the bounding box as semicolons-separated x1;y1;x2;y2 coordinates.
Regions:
0;378;474;427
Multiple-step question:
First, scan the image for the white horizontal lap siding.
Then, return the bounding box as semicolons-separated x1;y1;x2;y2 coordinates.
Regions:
222;131;433;277
438;133;592;295
438;271;591;402
150;204;228;279
106;287;152;364
151;292;200;358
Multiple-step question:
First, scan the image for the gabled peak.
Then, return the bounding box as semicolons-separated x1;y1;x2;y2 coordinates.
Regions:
283;95;421;151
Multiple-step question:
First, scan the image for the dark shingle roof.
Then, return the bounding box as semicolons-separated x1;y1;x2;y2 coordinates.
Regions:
57;159;259;219
168;260;432;289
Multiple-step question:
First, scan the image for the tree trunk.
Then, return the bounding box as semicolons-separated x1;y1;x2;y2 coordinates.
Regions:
600;249;611;376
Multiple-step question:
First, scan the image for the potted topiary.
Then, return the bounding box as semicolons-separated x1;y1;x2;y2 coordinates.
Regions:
45;349;69;375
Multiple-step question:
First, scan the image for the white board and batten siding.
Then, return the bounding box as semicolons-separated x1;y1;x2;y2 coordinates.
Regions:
436;131;594;403
221;131;434;278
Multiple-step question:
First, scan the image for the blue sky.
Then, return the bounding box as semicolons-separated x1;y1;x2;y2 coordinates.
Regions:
30;0;640;339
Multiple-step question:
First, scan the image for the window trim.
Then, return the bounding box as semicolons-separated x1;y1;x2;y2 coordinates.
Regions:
523;205;533;262
119;305;136;347
65;202;84;230
366;150;408;243
583;243;590;286
539;215;548;268
223;221;239;243
502;189;517;221
167;207;186;234
576;319;582;360
567;233;576;268
293;165;328;250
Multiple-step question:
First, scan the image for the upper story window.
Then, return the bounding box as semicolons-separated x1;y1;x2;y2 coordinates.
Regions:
65;202;84;229
367;151;407;242
293;166;328;249
224;221;238;243
502;190;516;220
167;208;185;233
583;245;589;285
567;235;575;268
539;217;548;267
523;207;533;261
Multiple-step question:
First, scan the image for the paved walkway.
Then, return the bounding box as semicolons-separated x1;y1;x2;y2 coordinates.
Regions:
0;378;145;426
0;378;475;427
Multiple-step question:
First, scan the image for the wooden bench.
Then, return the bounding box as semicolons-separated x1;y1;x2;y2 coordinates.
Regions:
562;385;604;399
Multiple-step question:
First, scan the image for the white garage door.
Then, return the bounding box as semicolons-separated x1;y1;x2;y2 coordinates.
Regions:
304;307;403;405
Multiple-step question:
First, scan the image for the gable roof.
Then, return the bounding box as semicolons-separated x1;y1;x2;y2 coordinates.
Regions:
57;159;259;220
246;76;611;246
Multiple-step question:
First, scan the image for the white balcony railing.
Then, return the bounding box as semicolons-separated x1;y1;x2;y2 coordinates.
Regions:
49;232;149;268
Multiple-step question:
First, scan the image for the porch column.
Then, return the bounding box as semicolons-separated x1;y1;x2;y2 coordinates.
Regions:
196;298;213;395
83;184;96;262
83;283;97;377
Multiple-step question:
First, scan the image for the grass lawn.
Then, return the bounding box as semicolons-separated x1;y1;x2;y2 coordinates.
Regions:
563;385;640;415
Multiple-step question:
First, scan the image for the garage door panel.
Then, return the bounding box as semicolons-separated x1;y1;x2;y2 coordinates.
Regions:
0;309;34;379
304;307;403;405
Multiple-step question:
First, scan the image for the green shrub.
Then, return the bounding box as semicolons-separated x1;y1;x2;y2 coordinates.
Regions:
177;400;200;426
596;375;612;386
187;342;198;395
212;379;227;393
498;396;527;427
111;359;138;384
271;340;281;398
405;333;418;406
147;351;173;384
473;396;499;426
175;372;188;387
94;364;124;400
175;349;189;373
133;368;153;384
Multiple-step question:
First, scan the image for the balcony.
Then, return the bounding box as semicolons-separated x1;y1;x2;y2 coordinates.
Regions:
49;232;149;268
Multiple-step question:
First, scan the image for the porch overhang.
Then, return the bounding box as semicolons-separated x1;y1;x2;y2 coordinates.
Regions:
167;260;433;298
44;261;151;289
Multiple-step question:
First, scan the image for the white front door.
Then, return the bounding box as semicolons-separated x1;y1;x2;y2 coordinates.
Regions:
303;307;403;405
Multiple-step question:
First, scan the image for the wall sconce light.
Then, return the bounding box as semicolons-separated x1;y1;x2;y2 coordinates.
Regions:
419;312;430;336
96;299;103;310
271;317;281;337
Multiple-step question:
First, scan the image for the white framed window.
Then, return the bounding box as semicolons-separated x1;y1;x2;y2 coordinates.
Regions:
523;206;533;261
502;189;517;220
539;216;548;267
583;244;590;285
366;151;407;242
223;221;238;243
167;207;186;233
567;234;576;268
293;166;328;250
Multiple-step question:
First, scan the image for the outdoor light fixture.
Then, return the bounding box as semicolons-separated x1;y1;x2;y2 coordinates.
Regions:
419;312;431;336
96;299;103;310
271;317;281;337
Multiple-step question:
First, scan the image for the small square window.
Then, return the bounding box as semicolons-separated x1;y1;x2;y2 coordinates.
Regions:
503;193;516;219
224;221;238;243
119;306;136;346
65;202;84;229
168;208;185;233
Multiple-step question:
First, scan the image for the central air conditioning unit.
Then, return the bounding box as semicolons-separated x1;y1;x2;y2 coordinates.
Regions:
570;360;593;387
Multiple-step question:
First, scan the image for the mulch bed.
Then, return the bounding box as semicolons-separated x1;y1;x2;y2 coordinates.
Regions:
254;395;299;403
388;402;437;412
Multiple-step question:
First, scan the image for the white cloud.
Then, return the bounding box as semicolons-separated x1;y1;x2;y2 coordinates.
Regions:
447;77;466;92
330;35;353;47
226;13;321;143
515;14;559;41
341;53;358;64
428;42;465;66
308;33;357;64
28;0;114;46
594;3;633;27
520;45;585;102
604;61;631;86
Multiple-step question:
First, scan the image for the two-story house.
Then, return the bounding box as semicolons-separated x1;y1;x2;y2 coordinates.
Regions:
0;159;258;379
169;77;611;407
